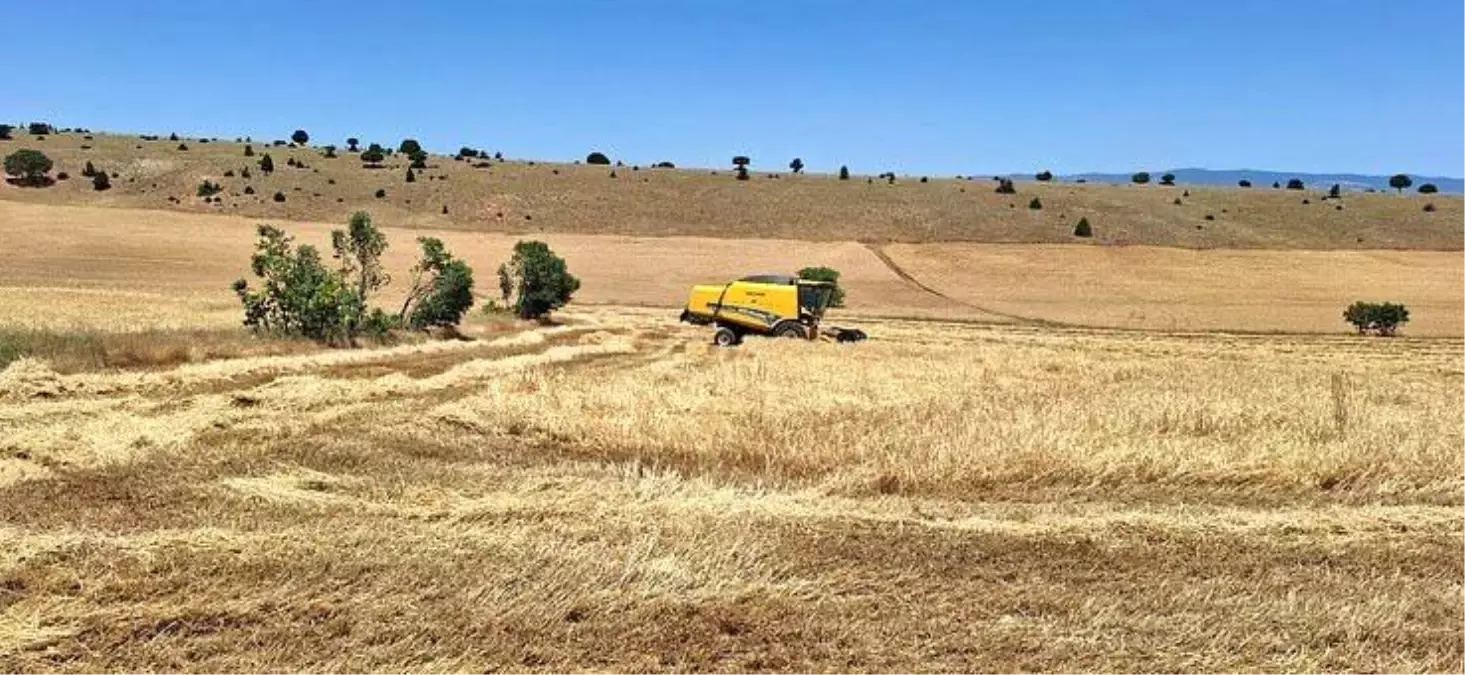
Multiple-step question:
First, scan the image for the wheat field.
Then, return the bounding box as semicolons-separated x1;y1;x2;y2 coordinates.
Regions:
1;304;1461;672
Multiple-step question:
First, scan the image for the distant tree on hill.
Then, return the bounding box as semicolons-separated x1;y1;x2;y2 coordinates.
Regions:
375;188;387;199
1286;178;1305;190
654;161;675;169
1328;183;1341;199
361;145;386;167
1035;170;1053;182
1388;174;1412;193
292;129;309;145
398;139;422;155
1418;183;1438;194
1238;179;1251;188
4;149;53;186
789;157;804;174
409;150;428;169
1074;217;1092;238
346;138;360;153
1131;172;1150;185
1160;173;1175;186
259;153;275;174
244;144;255;157
322;145;337;158
839;165;850;180
995;178;1016;194
273;191;286;202
732;156;750;168
0;124;12;140
1272;181;1281;189
24;122;52;136
458;147;479;159
586;151;611;165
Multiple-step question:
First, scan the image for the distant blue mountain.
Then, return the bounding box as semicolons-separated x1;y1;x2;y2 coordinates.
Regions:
1022;168;1463;194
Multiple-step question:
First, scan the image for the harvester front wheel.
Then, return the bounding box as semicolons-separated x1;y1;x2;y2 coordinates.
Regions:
713;327;740;347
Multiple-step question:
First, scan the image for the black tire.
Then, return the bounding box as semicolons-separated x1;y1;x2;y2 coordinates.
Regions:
773;322;807;339
713;327;739;347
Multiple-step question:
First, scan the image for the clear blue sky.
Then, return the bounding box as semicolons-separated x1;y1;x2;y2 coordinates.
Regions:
7;1;1462;176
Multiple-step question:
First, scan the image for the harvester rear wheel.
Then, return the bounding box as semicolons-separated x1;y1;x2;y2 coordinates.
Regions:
713;327;740;347
773;322;807;339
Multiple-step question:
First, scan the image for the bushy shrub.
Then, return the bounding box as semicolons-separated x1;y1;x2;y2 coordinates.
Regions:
1343;301;1409;336
197;180;223;197
223;169;235;177
1074;217;1092;237
347;138;359;152
322;145;337;158
1272;181;1281;189
1418;183;1438;194
1159;173;1175;186
4;149;53;186
401;237;475;329
375;188;386;198
361;145;385;167
1204;214;1215;221
286;157;298;168
994;178;1016;194
273;191;286;202
496;240;580;320
797;266;846;308
1238;179;1251;187
0;124;12;140
735;166;749;181
1423;202;1436;212
839;165;850;180
241;167;252;179
55;171;69;180
292;129;309;145
398;139;422;155
1029;197;1043;209
244;186;255;195
1035;170;1053;181
1131;172;1150;185
1329;183;1341;198
1286;178;1304;190
176;143;188;151
29;123;54;135
258;154;274;174
408;150;428;169
169;132;179;141
1173;197;1183;205
654;161;675;169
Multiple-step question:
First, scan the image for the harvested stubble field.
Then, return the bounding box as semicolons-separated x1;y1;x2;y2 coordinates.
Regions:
1;306;1461;672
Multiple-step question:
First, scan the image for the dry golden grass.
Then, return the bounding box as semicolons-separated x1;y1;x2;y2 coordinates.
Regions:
1;308;1460;672
2;131;1460;249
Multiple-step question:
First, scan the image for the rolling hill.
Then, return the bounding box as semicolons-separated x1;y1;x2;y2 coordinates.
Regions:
0;129;1460;250
1058;168;1464;193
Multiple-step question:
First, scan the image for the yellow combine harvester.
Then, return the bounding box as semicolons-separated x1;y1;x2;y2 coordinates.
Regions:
679;274;867;346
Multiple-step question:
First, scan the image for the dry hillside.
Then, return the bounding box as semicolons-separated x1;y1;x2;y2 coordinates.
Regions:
1;130;1460;248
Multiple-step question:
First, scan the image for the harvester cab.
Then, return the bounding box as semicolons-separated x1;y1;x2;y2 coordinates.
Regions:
678;274;867;346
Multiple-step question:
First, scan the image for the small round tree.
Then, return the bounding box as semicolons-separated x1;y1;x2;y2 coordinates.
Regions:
1238;179;1251;188
259;154;275;174
789;157;804;174
291;129;310;145
1131;172;1150;185
586;151;611;165
346;138;360;152
398;139;422;155
1160;173;1176;186
4;149;53;186
361;146;386;167
1417;183;1438;194
497;240;581;320
1388;174;1412;193
1035;170;1053;182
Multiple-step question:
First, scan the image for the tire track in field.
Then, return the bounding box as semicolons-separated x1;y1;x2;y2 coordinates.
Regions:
862;243;1075;328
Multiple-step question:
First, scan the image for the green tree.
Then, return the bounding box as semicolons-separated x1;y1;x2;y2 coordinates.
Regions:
732;156;750;168
496;241;580;320
586;151;611;165
1417;183;1438;194
1131;172;1150;185
361;145;385;167
258;153;275;174
1029;197;1043;209
1238;179;1251;188
331;211;390;313
244;144;255;157
232;225;362;344
322;145;337;158
1388;174;1412;193
1074;217;1093;237
796;266;846;308
398;139;422;155
1343;301;1410;336
1328;183;1341;198
0;124;13;140
789;157;804;174
28;122;53;136
408;150;428;169
3;149;53;185
1160;173;1175;186
92;171;111;191
838;165;850;180
1035;170;1053;181
1286;178;1305;190
399;237;475;329
291;129;309;145
346;138;360;152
